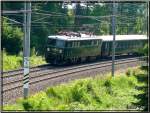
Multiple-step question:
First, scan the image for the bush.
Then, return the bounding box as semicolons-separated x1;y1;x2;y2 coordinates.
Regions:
126;68;132;77
3;67;147;111
2;18;23;55
3;52;46;71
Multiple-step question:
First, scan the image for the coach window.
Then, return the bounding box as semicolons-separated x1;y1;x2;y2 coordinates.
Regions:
76;41;79;47
85;41;87;46
76;41;78;47
97;40;99;46
121;42;123;49
125;41;126;48
122;42;124;48
125;41;128;48
123;42;125;49
135;41;137;48
88;40;91;46
129;41;130;48
123;42;125;48
124;41;126;48
95;40;97;45
119;42;121;49
133;41;135;48
78;42;80;47
95;40;98;45
133;41;136;48
74;42;76;47
81;41;84;46
105;42;107;49
131;41;133;48
72;42;74;47
75;41;78;47
85;41;88;46
134;41;137;48
93;40;96;45
73;42;75;47
117;42;119;49
138;41;141;47
130;41;132;48
128;41;130;48
80;41;83;46
91;41;94;46
118;42;120;49
97;40;99;45
75;42;77;47
78;41;80;47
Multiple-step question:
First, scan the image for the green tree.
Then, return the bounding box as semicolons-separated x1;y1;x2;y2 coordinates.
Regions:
2;18;23;55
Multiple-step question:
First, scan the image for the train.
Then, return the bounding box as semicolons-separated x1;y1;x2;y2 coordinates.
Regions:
45;32;147;65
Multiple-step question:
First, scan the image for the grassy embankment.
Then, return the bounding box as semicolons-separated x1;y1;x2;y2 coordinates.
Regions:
3;52;46;71
3;66;148;111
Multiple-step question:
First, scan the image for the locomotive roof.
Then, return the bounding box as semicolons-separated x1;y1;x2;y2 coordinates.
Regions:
48;34;148;41
48;34;99;41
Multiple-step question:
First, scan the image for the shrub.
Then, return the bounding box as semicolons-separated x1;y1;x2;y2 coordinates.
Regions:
3;52;46;71
3;67;147;111
126;68;132;77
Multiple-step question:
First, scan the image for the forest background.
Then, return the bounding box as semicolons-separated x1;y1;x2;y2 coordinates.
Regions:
2;2;148;56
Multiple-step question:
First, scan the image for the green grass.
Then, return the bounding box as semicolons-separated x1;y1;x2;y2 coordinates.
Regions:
3;52;46;71
3;67;148;111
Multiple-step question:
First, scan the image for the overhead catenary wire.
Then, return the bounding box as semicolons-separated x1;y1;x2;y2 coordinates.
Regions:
2;2;147;35
3;16;23;25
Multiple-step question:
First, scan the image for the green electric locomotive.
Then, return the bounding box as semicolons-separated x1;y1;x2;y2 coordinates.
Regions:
45;33;103;65
45;33;147;65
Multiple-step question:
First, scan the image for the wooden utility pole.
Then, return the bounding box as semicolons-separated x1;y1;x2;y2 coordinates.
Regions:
23;1;31;99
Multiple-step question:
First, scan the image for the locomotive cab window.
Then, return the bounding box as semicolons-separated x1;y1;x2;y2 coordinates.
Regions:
56;40;65;48
48;38;56;46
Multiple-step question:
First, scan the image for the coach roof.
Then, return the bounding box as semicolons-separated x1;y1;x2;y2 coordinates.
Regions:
99;35;147;41
48;34;147;41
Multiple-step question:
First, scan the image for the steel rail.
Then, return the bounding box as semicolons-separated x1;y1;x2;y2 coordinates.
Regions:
2;57;146;93
2;64;51;77
2;56;142;85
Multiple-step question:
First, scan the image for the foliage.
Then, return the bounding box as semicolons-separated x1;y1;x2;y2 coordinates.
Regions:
3;51;22;71
2;18;23;55
2;2;148;55
3;67;148;111
137;43;148;56
3;51;46;71
143;44;148;56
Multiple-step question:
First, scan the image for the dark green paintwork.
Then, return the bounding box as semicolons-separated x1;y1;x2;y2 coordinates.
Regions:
46;39;102;64
45;38;147;64
101;40;147;56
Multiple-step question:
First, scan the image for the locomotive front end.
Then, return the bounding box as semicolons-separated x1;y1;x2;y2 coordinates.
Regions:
45;36;65;65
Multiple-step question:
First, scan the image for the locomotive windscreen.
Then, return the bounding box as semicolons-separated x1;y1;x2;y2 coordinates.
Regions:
56;40;65;47
48;38;56;46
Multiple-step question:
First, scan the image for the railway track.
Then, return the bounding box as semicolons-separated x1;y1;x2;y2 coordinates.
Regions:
2;56;147;105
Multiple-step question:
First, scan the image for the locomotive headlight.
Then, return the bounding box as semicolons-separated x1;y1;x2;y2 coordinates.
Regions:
47;48;50;51
59;49;62;53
